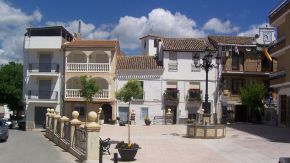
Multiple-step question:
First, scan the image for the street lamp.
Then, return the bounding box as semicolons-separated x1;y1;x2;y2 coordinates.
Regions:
193;47;221;124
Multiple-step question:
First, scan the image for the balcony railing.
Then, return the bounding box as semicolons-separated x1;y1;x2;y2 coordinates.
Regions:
65;89;109;99
164;89;179;101
29;63;59;73
188;89;202;101
66;63;110;72
28;90;58;100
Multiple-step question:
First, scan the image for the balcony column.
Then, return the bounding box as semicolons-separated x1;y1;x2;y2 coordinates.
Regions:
105;51;111;72
86;54;90;72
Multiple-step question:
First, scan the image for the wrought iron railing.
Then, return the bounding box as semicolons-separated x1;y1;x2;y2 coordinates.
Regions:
74;127;87;154
63;122;71;142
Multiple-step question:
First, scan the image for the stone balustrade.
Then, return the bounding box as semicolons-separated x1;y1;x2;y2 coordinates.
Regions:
45;109;100;162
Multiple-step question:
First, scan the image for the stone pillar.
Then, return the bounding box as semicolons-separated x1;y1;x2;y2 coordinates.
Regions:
60;116;69;139
166;108;173;125
49;109;55;130
98;108;103;125
85;111;101;162
54;110;61;134
70;111;82;146
46;108;51;129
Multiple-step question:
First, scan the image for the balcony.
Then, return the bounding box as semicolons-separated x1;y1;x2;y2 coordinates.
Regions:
163;88;179;106
29;63;59;73
28;90;58;101
187;89;202;101
65;89;109;99
66;63;110;72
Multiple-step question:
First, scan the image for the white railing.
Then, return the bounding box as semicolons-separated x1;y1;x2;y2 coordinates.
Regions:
65;89;109;99
66;63;110;72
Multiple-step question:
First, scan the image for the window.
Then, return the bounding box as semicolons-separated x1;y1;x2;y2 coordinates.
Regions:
168;53;178;71
232;79;244;94
74;104;85;117
140;107;149;120
133;81;144;100
232;53;239;70
144;41;146;49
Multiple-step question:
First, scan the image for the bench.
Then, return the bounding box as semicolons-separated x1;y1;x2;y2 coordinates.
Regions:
153;116;166;125
99;138;111;155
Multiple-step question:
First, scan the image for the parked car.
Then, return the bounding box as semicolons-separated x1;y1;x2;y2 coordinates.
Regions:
18;119;26;130
2;118;12;129
0;119;9;142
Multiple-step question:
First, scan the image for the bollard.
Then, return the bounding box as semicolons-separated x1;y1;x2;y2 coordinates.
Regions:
114;153;118;163
99;140;103;163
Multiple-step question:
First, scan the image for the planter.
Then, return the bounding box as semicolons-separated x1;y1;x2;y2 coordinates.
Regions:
117;148;139;161
119;121;126;126
145;120;151;126
99;119;104;125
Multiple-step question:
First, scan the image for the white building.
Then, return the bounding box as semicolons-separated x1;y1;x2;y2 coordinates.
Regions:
23;26;73;129
116;56;164;124
159;38;220;124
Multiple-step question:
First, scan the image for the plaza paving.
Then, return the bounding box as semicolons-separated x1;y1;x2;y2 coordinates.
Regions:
100;123;290;163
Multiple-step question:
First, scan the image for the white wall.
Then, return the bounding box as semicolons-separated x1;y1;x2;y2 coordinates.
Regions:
24;36;64;49
140;36;158;56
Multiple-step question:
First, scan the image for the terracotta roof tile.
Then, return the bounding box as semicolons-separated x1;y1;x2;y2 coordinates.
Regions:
63;40;119;48
162;38;216;52
208;35;256;46
117;56;163;70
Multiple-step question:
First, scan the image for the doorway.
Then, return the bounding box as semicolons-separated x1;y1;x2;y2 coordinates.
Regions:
165;106;177;124
235;105;248;122
39;80;51;99
280;95;287;125
102;104;112;124
35;107;48;128
39;54;51;72
119;107;129;123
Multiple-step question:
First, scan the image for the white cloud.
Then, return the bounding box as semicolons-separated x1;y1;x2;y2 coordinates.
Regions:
238;23;269;36
112;8;205;50
0;0;42;63
203;18;239;34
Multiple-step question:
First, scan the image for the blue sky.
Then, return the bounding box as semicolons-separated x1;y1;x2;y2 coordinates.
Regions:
0;0;279;63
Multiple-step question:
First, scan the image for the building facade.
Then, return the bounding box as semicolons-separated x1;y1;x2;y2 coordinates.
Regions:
208;35;275;123
269;0;290;126
63;37;120;123
116;56;164;124
23;26;73;129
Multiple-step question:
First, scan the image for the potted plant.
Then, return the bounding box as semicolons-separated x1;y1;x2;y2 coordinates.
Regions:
116;80;143;161
186;119;194;124
116;141;140;161
144;116;151;126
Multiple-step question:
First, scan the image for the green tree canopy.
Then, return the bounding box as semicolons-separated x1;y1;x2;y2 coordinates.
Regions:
80;75;100;102
240;82;266;121
116;80;143;103
0;62;23;111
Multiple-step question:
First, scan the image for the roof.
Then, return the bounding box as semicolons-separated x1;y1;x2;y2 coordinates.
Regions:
63;40;119;48
162;38;216;52
117;56;163;70
139;34;162;40
25;26;73;41
208;35;256;46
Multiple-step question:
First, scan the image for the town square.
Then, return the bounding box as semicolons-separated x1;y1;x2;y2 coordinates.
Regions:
0;0;289;162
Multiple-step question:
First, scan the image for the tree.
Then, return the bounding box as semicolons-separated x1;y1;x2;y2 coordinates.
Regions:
240;82;266;122
80;75;100;122
0;62;23;114
116;80;142;144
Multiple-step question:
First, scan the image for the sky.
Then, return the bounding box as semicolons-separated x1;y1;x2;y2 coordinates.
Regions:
0;0;279;64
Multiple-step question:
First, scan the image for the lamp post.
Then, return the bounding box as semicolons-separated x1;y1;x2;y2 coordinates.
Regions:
193;47;221;124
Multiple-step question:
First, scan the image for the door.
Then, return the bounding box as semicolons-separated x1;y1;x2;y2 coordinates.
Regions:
119;107;129;123
280;95;287;125
39;80;51;99
39;54;51;72
35;107;48;128
235;105;248;122
102;104;112;124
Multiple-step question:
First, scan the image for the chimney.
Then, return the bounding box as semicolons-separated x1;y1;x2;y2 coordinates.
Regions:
74;20;81;40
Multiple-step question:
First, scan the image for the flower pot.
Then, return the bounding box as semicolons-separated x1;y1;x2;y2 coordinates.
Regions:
145;120;151;126
117;148;139;161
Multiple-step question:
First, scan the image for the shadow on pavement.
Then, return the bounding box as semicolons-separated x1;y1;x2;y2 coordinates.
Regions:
227;123;290;143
